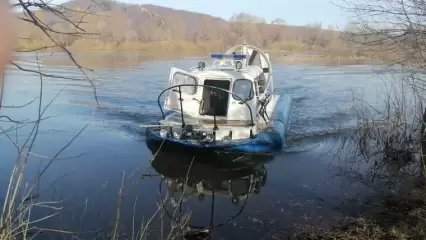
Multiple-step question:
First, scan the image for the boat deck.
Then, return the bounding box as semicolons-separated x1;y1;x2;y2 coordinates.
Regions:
160;112;256;127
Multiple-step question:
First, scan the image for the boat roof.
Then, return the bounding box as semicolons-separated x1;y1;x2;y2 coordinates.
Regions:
190;64;264;81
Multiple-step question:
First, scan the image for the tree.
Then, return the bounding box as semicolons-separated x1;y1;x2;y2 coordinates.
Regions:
0;0;100;237
336;0;426;181
338;0;426;70
11;0;101;103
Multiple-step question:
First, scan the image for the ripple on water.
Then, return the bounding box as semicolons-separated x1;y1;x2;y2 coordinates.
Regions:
0;55;399;238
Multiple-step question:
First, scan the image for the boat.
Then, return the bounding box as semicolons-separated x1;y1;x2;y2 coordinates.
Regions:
144;44;292;153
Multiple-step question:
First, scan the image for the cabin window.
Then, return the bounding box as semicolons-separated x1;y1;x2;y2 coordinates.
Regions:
200;79;231;116
232;79;254;101
172;72;197;95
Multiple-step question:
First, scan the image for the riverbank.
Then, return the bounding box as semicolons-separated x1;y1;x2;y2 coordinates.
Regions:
291;180;426;239
275;54;372;66
14;39;378;66
289;85;426;239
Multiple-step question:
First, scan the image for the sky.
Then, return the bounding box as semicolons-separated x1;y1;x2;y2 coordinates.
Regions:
48;0;351;28
127;0;350;27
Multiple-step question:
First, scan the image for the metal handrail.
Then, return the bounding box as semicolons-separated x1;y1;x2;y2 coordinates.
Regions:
157;84;255;126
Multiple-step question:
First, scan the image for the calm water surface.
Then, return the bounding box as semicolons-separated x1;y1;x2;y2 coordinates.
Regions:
0;53;403;239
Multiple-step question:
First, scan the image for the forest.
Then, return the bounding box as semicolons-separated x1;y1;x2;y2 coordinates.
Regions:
15;0;369;64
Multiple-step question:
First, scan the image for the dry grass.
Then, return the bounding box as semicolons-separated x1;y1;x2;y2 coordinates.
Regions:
276;54;372;66
0;56;70;240
15;39;381;66
291;185;426;240
107;150;193;240
0;111;191;240
290;77;426;239
1;2;197;238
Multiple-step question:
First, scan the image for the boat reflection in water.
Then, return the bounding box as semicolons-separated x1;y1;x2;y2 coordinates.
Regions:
146;142;272;239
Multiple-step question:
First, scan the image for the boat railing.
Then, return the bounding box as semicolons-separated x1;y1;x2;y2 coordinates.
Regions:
157;84;255;129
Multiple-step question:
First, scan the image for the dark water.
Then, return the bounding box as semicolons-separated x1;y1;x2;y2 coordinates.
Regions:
0;53;406;239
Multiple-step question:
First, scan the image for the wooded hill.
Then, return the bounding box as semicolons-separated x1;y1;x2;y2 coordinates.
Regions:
15;0;361;59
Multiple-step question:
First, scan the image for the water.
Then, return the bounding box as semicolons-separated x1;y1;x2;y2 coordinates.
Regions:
0;53;408;239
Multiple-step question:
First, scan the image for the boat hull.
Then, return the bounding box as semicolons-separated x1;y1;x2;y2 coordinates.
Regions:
145;94;292;154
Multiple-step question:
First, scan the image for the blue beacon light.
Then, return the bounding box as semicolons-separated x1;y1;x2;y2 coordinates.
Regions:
210;53;247;60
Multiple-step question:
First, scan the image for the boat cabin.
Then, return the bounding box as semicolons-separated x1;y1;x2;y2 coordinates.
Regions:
149;44;291;148
162;45;274;126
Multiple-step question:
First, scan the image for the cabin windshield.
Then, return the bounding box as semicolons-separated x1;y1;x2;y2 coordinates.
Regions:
172;72;197;94
233;79;254;101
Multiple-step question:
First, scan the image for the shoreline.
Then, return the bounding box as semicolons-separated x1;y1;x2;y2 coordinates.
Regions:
12;50;380;68
13;40;381;66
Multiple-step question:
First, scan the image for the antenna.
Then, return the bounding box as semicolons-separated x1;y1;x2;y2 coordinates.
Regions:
242;40;247;54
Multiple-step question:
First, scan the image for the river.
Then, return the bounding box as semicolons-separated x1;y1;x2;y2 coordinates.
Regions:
0;52;412;239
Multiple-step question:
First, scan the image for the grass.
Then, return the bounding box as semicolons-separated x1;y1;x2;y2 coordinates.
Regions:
0;53;192;239
0;135;190;239
276;54;372;66
16;40;219;54
291;184;426;239
289;78;426;239
0;54;91;239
